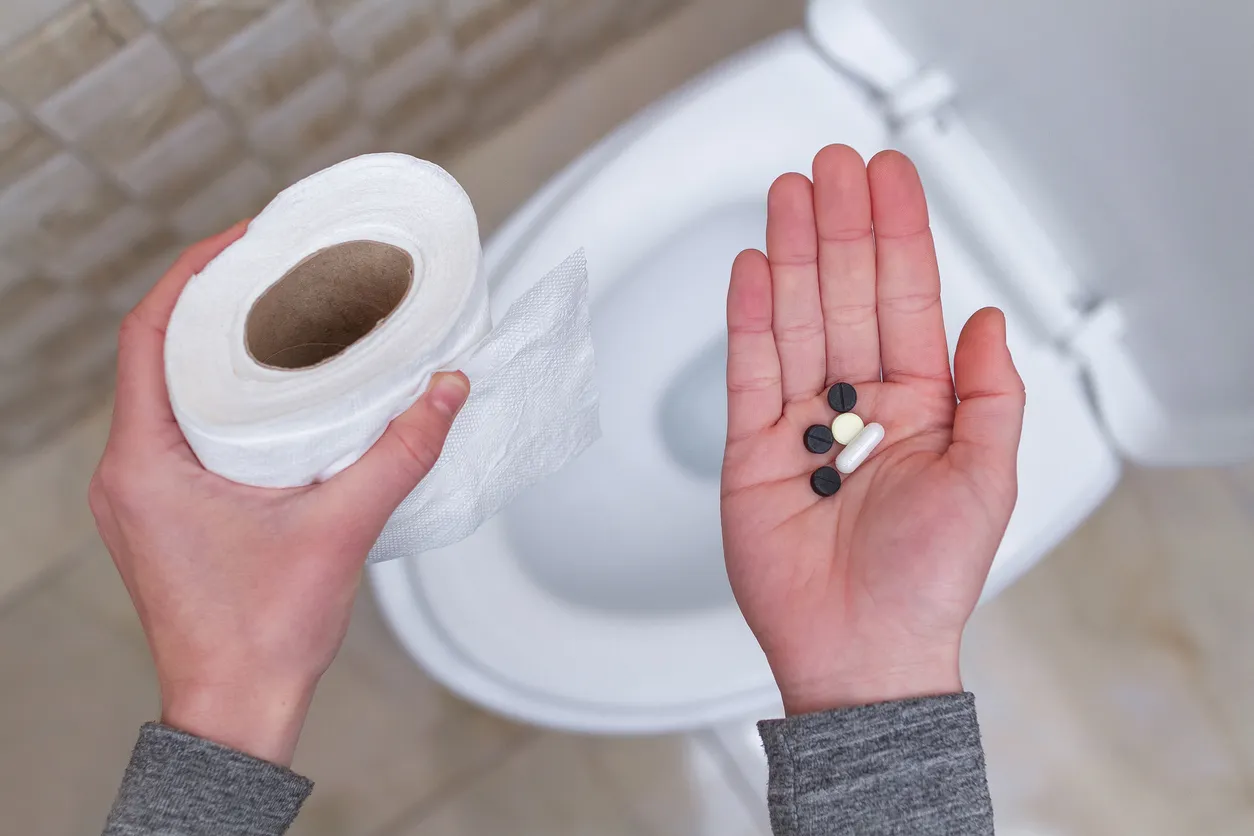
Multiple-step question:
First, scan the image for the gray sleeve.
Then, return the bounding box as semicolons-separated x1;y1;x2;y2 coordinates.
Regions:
102;722;313;836
758;692;993;835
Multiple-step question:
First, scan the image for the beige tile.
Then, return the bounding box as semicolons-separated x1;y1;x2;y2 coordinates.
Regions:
464;51;555;137
249;69;353;161
0;277;90;362
0;366;33;403
79;225;182;296
542;0;624;69
0;559;160;835
0;374;111;454
621;0;690;33
194;0;337;120
375;75;462;138
172;158;275;239
329;0;441;73
0;0;147;107
963;466;1254;834
457;1;546;84
0;0;79;51
37;33;203;168
311;0;367;21
40;312;122;384
114;108;243;207
0;394;108;597
1227;460;1254;515
283;123;377;184
162;0;274;61
285;592;531;835
360;34;457;121
582;734;770;836
451;0;535;49
0;102;58;191
132;0;185;24
0;252;29;296
395;734;645;836
380;89;468;160
0;153;127;265
43;204;160;282
103;250;183;313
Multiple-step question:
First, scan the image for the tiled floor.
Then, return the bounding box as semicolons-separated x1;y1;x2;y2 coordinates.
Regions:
3;1;1254;834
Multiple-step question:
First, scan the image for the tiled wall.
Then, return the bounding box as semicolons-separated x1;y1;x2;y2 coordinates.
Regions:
0;0;688;459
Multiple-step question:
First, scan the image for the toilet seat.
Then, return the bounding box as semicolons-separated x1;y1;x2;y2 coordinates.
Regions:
370;33;1121;732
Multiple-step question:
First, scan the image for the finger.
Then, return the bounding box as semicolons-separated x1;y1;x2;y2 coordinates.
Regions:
812;144;880;383
868;151;952;386
766;173;826;401
726;249;782;441
112;220;250;445
949;308;1026;496
327;372;470;526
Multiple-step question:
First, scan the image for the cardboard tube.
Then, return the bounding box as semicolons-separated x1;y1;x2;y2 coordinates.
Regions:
245;240;414;369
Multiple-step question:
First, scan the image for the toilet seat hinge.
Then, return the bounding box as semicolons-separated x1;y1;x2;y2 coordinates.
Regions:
885;68;957;127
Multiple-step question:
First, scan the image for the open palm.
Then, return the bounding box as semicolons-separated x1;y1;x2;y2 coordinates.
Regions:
720;146;1026;715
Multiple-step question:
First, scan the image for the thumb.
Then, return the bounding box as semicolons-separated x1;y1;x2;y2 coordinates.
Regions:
948;308;1026;498
327;371;470;526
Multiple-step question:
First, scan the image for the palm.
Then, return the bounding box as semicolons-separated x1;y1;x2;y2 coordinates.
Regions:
720;147;1024;712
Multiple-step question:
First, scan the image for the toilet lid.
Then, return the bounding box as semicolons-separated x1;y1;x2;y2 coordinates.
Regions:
370;34;1119;732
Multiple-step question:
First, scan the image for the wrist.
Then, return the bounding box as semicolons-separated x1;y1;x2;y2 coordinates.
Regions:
775;644;963;716
160;676;316;766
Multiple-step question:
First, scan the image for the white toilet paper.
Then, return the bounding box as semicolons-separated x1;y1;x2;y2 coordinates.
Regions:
165;153;600;560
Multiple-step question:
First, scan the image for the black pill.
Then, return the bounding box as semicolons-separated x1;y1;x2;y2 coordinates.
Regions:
810;466;841;497
803;424;835;454
827;381;857;412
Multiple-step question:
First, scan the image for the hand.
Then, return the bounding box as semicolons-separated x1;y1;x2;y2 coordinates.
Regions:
721;147;1025;715
89;222;470;765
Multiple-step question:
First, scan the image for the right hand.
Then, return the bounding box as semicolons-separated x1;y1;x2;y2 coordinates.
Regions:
89;223;470;765
720;147;1026;715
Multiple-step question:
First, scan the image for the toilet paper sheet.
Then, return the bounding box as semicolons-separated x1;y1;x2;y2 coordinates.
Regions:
164;153;600;560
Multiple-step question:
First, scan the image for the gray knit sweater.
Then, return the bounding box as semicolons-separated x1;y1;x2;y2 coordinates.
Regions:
103;693;993;835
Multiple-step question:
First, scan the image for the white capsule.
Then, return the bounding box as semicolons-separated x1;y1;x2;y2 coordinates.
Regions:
831;412;865;445
834;422;885;474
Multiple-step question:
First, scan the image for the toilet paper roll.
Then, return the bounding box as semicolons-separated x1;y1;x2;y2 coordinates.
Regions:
165;153;600;561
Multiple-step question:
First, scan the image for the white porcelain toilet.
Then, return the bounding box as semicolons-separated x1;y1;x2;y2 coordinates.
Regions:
370;1;1254;733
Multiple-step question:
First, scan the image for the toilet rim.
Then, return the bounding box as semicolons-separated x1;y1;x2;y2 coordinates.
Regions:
369;550;783;733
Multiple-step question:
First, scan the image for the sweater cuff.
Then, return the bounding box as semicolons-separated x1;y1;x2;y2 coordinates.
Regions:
104;722;313;836
758;692;993;836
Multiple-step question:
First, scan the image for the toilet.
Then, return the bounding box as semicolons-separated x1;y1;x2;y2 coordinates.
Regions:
370;1;1254;733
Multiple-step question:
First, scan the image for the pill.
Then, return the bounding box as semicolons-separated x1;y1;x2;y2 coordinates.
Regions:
810;465;841;497
831;412;865;445
827;381;857;412
834;422;885;474
803;424;835;454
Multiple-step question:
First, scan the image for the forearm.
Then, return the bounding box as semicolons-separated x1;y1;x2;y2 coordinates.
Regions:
103;723;313;836
759;693;993;836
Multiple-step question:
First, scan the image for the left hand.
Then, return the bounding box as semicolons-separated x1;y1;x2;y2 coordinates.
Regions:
720;147;1026;715
89;221;470;765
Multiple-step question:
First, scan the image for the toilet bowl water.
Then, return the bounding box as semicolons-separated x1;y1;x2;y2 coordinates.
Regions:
506;202;764;615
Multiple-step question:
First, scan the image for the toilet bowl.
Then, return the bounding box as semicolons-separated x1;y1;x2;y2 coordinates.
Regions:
370;1;1249;733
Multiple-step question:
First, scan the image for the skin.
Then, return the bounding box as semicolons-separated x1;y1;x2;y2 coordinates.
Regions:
91;145;1023;770
721;146;1026;715
89;221;471;766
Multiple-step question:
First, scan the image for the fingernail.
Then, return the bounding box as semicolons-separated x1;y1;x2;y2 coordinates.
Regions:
427;372;470;418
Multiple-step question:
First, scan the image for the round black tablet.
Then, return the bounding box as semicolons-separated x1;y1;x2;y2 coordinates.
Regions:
810;466;842;497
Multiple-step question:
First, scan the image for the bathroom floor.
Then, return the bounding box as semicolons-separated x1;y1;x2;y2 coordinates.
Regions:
2;1;1254;834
